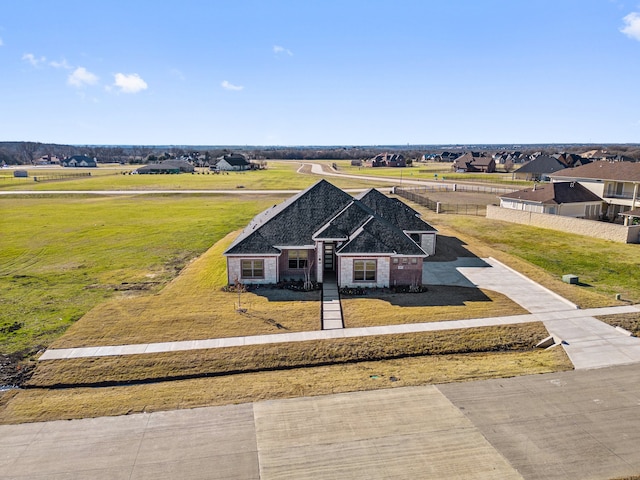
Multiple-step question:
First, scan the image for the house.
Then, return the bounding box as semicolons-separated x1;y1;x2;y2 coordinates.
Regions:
216;153;250;171
62;155;97;167
452;152;495;173
136;160;195;174
512;155;566;181
550;161;640;220
223;180;437;288
498;182;603;219
367;153;406;168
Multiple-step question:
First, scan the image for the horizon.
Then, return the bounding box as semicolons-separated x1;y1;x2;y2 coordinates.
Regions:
2;1;640;145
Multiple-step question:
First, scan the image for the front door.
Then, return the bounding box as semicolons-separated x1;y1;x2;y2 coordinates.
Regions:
323;243;335;271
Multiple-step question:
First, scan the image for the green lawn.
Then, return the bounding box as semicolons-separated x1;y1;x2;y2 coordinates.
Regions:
0;194;283;356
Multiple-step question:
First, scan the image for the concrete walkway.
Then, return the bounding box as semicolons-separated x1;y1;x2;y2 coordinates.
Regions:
5;364;640;479
39;257;640;370
321;272;343;330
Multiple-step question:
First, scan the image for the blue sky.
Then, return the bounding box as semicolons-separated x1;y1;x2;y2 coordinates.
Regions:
2;0;640;146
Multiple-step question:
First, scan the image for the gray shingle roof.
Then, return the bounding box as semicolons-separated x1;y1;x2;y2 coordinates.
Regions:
224;180;431;258
357;188;437;232
336;216;425;255
516;156;566;174
224;180;353;254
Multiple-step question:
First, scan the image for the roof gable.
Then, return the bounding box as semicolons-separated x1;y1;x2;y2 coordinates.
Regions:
357;188;436;232
224;180;353;255
337;216;425;256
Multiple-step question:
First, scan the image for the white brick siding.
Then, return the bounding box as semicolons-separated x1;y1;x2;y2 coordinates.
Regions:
227;257;278;285
339;256;390;288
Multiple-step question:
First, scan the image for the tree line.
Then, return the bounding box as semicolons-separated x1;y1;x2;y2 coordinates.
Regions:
2;141;640;166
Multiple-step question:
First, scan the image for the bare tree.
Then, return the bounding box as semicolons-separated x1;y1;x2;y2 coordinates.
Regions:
18;142;41;165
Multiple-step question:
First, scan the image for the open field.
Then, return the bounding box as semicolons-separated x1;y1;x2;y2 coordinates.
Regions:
0;161;388;192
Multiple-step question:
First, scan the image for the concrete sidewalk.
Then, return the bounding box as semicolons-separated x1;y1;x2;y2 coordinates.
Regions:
39;257;640;370
4;364;640;479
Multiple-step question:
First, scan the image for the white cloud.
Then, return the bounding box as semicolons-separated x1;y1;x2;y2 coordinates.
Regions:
273;45;293;56
50;58;72;69
112;73;148;93
22;53;46;67
621;12;640;40
0;38;4;47
221;80;244;91
68;67;99;87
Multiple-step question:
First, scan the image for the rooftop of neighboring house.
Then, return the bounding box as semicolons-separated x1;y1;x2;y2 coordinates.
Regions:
499;182;602;204
515;155;567;174
551;161;640;183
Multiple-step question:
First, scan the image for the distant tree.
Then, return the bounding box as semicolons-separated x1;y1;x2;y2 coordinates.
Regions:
18;142;41;165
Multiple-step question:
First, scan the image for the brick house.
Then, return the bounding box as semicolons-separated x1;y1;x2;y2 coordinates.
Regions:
224;180;437;288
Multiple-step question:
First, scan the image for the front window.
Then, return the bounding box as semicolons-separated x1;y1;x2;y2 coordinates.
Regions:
241;259;264;279
288;250;308;269
354;260;376;281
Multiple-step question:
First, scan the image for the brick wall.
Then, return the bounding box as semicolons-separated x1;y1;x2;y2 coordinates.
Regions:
486;205;640;244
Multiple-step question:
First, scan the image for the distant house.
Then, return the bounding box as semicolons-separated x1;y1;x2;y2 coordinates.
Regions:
224;180;437;288
62;155;97;168
550;161;640;220
216;153;250;171
498;182;603;219
452;152;495;173
367;153;406;168
351;159;363;166
136;160;195;174
512;155;566;181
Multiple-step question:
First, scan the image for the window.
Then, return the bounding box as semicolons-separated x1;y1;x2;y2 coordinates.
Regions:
288;250;308;269
411;258;418;264
354;260;376;281
241;259;264;279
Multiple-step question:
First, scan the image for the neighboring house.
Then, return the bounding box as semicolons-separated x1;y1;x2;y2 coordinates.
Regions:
498;182;603;219
62;155;97;167
136;160;195;174
367;153;406;167
550;161;640;220
512;155;566;181
351;159;363;166
223;180;437;288
216;153;251;171
452;152;495;173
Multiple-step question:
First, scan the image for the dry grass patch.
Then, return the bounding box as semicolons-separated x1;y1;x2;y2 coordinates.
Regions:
2;346;571;424
52;232;320;348
342;286;527;327
30;322;551;387
597;312;640;336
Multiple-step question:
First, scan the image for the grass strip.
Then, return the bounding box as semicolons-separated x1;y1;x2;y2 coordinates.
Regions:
29;322;550;388
0;347;571;425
